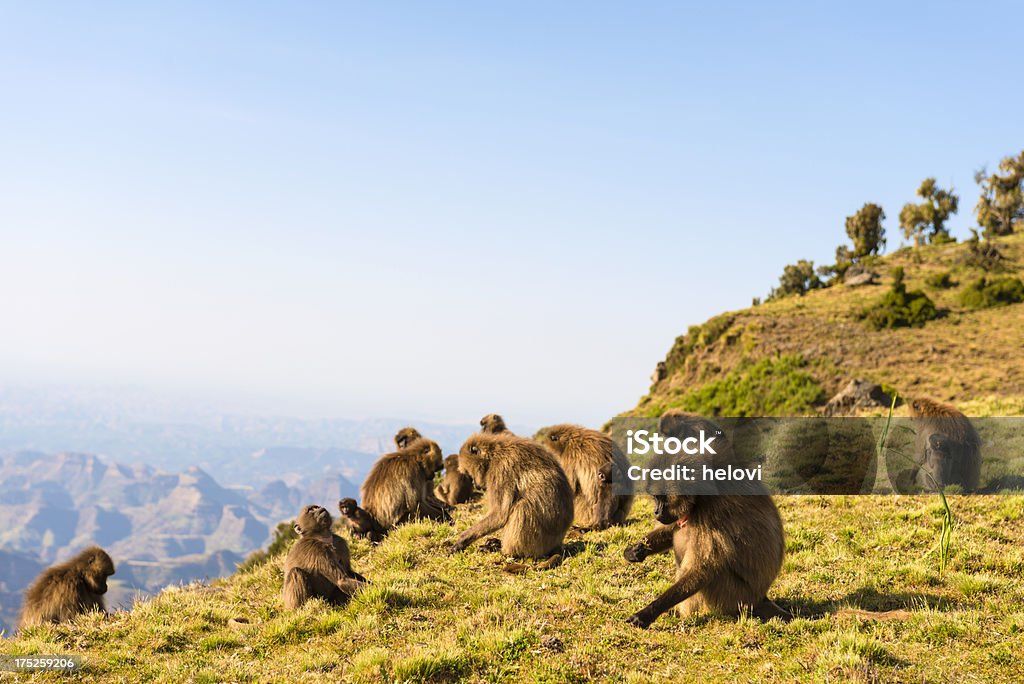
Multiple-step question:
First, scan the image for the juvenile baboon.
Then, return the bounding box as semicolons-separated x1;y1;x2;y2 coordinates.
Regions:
480;413;510;434
542;424;633;529
623;413;788;628
361;438;451;528
451;433;573;559
283;505;366;610
435;454;476;505
394;426;423;449
906;398;981;492
18;546;115;629
337;498;387;543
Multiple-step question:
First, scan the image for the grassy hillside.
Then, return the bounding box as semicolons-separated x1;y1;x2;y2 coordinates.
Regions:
4;495;1024;683
5;235;1024;683
635;233;1024;418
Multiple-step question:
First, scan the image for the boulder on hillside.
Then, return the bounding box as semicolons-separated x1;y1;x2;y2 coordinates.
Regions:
844;267;878;287
823;379;895;416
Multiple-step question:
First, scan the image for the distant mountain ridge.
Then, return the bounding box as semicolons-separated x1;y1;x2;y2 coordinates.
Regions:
0;450;358;633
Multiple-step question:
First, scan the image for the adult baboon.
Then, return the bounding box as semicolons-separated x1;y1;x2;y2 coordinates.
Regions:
905;398;982;492
542;424;633;529
592;460;631;529
394;426;423;449
623;412;788;628
283;505;365;610
480;413;510;434
435;454;476;505
451;433;573;560
337;498;387;543
18;546;115;629
361;438;451;528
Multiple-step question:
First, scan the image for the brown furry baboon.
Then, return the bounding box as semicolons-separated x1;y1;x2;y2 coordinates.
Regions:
18;546;115;629
542;424;633;529
592;461;630;529
283;505;366;610
451;433;574;559
480;413;510;434
394;426;423;449
361;438;451;528
906;398;981;492
623;412;788;628
435;454;476;505
337;498;387;543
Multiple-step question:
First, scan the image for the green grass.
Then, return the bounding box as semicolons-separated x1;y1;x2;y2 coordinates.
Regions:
645;354;826;417
4;495;1024;682
637;232;1024;415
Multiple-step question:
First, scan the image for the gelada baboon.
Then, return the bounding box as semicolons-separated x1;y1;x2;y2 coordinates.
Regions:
451;433;573;560
435;454;476;505
480;413;510;434
906;398;982;492
283;505;366;610
394;426;423;449
361;438;451;528
542;424;633;529
19;546;115;629
623;412;788;628
337;498;387;543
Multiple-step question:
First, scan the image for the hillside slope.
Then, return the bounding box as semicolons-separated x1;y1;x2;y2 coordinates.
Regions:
635;233;1024;418
3;496;1023;682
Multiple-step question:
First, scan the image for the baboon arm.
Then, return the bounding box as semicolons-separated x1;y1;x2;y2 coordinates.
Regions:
643;524;677;554
455;491;514;548
624;524;676;562
627;561;712;628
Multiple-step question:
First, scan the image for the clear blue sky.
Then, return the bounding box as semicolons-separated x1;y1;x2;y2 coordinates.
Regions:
1;2;1021;426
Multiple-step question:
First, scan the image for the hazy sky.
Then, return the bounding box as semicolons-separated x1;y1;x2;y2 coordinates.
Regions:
1;2;1022;426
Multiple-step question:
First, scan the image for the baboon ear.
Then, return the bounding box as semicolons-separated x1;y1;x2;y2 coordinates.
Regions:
293;523;302;535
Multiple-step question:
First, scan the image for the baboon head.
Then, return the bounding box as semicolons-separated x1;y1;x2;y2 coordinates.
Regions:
444;454;460;472
541;424;579;456
338;498;358;517
480;414;507;434
395;426;423;450
405;438;444;475
82;547;115;594
650;494;691;526
294;505;333;538
909;397;960;418
458;434;503;484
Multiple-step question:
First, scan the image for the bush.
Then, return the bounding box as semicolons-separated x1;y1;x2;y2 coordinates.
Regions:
768;260;823;300
860;267;938;330
669;354;826;416
958;276;1024;310
924;271;956;289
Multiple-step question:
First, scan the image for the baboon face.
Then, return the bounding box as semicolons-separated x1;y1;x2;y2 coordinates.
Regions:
444;454;459;472
923;433;955;484
395;427;422;449
294;505;333;537
84;549;116;594
338;498;358;516
651;494;687;526
459;435;497;483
